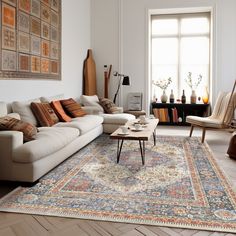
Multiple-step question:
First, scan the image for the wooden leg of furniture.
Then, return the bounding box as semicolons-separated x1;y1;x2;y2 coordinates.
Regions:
189;125;194;137
139;140;145;165
202;128;206;143
117;139;124;163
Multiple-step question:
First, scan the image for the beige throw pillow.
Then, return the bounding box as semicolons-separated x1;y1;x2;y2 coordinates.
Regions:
99;98;120;114
80;95;104;112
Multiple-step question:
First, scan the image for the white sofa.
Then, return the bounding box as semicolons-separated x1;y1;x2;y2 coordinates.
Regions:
0;95;135;183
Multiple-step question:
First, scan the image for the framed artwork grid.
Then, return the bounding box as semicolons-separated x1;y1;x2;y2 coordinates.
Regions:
0;0;61;80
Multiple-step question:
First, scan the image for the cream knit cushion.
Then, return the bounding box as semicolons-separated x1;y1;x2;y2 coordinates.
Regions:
80;95;104;112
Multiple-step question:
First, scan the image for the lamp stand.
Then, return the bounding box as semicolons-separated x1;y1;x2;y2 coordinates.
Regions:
113;76;122;104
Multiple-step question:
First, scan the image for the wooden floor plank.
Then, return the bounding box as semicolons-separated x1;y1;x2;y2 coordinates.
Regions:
96;221;122;235
192;231;213;236
10;222;37;236
76;221;103;236
136;226;159;236
180;229;198;236
49;225;89;236
0;227;16;236
117;223;139;233
146;226;171;236
87;221;112;236
32;216;56;233
23;215;49;236
120;229;144;236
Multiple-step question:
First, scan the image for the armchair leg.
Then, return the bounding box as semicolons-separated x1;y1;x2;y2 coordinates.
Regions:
189;125;194;137
201;128;206;143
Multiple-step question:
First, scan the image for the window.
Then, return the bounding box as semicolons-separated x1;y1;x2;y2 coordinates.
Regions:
151;13;210;101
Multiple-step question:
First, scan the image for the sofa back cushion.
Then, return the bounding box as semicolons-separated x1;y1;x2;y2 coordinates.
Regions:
50;100;72;122
0;116;38;142
31;102;59;127
0;102;7;117
40;94;64;103
12;99;41;126
60;98;86;117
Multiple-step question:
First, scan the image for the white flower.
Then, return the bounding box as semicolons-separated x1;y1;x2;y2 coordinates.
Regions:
152;77;172;90
185;72;202;90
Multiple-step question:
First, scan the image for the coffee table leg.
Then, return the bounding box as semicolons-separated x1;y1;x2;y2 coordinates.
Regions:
139;140;145;165
117;139;124;163
153;132;156;146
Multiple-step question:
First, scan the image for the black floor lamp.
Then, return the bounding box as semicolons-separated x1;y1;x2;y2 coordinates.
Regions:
113;71;130;104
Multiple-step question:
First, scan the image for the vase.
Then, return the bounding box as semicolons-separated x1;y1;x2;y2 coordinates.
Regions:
181;90;186;104
169;89;175;103
161;90;168;103
190;90;197;104
202;86;209;104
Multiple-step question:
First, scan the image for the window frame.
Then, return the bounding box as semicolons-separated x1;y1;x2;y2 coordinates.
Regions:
151;12;211;99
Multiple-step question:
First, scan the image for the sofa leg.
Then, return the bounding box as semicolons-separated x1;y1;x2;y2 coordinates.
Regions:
189;125;194;137
201;128;206;143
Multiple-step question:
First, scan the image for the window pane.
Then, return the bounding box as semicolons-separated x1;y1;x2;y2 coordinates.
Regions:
152;65;178;101
152;38;178;64
180;67;209;100
152;19;178;35
181;17;209;34
181;37;209;64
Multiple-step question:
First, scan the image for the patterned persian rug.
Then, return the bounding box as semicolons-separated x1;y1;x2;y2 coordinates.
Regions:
0;135;236;233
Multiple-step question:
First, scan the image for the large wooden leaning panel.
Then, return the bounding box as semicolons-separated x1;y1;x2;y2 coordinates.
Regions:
83;49;97;95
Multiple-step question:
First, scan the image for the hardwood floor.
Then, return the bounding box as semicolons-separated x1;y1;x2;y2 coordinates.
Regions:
0;126;235;236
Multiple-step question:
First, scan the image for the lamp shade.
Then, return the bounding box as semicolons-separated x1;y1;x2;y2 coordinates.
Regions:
122;76;130;85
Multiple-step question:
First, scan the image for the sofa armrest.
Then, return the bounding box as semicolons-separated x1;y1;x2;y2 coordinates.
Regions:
82;106;104;115
0;131;23;180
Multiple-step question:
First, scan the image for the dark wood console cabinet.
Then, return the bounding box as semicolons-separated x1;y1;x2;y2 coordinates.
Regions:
152;102;210;126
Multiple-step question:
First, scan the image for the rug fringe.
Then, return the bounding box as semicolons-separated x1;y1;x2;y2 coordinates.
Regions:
0;208;235;233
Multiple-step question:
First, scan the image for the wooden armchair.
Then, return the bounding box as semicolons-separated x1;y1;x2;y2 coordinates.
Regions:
186;80;236;142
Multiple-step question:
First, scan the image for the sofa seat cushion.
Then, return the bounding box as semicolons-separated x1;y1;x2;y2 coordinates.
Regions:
101;113;135;125
13;127;79;163
53;115;103;135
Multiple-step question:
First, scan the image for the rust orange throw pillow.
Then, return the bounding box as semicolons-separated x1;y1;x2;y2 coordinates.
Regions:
50;101;72;122
31;103;59;127
60;98;86;118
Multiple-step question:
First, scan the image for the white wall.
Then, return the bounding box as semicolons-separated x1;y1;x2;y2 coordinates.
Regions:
0;0;91;102
91;0;236;111
91;0;120;101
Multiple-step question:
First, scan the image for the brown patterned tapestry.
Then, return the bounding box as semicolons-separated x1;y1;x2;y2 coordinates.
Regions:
0;0;61;80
